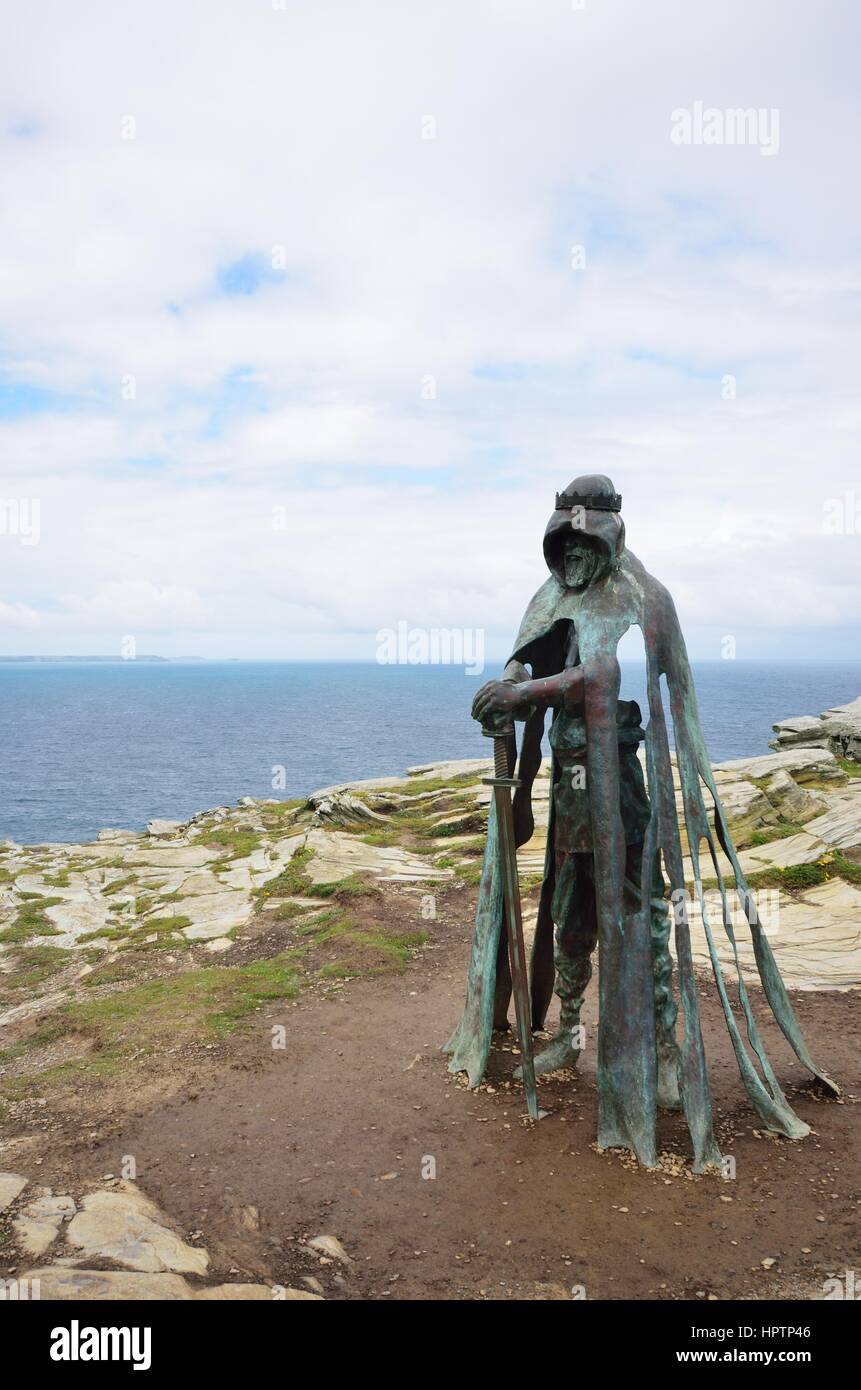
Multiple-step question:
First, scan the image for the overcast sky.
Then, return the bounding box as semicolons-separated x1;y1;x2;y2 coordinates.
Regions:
1;0;859;661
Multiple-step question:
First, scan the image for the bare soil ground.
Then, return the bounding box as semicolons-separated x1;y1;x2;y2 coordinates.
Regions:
2;877;858;1302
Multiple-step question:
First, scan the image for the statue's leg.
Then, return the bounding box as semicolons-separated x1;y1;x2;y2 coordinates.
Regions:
623;845;681;1109
517;850;597;1078
649;855;681;1110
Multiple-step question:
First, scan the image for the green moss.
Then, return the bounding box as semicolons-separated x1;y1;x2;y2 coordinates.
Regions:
0;867;14;883
838;758;861;779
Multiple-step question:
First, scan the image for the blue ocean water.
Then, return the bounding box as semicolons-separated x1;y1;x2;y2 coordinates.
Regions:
2;660;860;845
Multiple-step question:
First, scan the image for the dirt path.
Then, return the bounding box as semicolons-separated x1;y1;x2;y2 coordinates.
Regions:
67;909;859;1302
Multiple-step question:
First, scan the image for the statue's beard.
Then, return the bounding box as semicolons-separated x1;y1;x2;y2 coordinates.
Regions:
563;548;599;589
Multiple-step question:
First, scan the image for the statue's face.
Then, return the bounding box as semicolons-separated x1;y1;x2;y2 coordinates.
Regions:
562;536;599;590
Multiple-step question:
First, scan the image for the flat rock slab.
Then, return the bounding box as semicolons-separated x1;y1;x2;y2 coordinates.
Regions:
303;829;452;885
688;878;861;990
0;1172;28;1211
740;831;827;871
122;846;223;869
65;1187;209;1275
715;748;844;784
147;819;185;836
804;796;861;851
12;1193;76;1255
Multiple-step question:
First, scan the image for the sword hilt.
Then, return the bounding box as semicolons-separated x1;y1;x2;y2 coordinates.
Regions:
482;722;514;780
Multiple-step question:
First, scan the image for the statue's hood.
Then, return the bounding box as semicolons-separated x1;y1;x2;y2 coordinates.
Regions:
542;472;626;587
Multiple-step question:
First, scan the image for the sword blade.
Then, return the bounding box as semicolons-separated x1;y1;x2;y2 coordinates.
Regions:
492;780;540;1120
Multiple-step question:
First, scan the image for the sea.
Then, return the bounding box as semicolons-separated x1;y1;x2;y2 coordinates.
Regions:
3;660;860;846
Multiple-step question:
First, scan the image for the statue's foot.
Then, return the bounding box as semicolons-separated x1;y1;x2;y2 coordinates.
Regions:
514;1030;581;1080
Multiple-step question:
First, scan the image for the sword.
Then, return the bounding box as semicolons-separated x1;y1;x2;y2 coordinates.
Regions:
482;722;540;1120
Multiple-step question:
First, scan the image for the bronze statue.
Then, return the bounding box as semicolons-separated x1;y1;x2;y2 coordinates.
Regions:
444;475;837;1170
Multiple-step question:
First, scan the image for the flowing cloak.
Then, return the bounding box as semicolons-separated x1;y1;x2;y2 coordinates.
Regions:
443;502;838;1172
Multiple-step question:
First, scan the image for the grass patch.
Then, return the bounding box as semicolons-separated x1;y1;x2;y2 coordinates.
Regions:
115;915;192;951
358;829;401;847
453;862;483;887
0;945;75;993
198;828;262;861
308;914;428;973
743;862;828;893
81;961;142;989
838;758;861;778
273;900;316;923
133;914;191;933
103;875;137;896
42;868;72;887
253;845;314;905
742;852;861;894
419;812;487;840
455;835;488;857
66;955;303;1055
293;908;345;934
260;799;305;827
396;772;483;797
79;925;132;943
748;821;805;848
832;851;861;886
0;957;304;1095
305;873;382;903
0;900;63;943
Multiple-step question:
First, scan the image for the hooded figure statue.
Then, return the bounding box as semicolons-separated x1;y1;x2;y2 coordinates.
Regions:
443;475;837;1171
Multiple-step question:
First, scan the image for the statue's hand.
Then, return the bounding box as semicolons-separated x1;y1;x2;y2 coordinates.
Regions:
471;679;523;725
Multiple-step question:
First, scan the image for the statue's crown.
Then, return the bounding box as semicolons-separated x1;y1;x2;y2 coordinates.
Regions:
555;490;622;512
